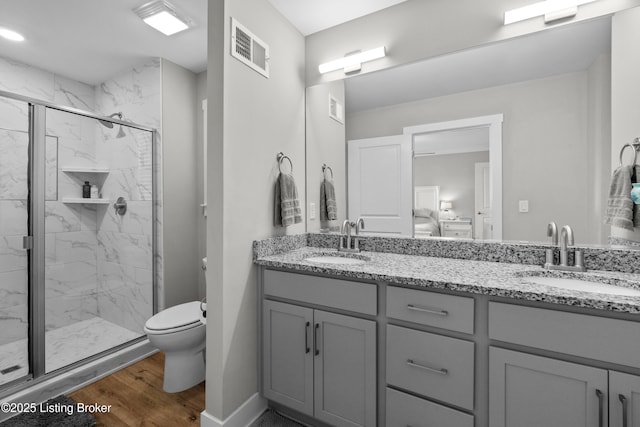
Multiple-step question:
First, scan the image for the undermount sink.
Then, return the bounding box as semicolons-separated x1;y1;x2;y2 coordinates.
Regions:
304;254;368;265
526;276;640;297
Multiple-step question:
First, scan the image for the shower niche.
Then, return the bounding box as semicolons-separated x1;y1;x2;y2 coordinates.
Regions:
0;91;157;390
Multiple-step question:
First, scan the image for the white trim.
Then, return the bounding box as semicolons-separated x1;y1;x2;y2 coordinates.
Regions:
403;114;503;240
200;393;267;427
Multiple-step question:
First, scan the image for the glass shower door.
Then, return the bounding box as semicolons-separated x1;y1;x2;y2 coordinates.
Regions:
43;107;151;373
0;95;30;387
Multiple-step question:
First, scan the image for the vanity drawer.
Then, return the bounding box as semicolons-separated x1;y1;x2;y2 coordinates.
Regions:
386;387;473;427
387;286;474;334
386;325;474;410
489;302;640;367
263;269;377;315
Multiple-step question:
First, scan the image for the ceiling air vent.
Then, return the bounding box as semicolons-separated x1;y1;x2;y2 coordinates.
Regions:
231;18;269;78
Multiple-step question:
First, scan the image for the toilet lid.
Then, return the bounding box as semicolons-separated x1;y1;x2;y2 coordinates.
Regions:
145;301;203;331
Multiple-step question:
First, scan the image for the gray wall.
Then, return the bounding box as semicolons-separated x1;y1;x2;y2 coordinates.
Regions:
196;71;207;299
305;0;637;86
347;69;610;244
206;0;306;420
161;59;200;307
306;81;347;232
611;6;640;242
414;151;490;220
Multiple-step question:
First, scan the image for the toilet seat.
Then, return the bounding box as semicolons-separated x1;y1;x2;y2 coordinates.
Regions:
145;301;204;335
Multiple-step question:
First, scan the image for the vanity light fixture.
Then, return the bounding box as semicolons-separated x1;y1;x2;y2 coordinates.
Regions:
318;46;386;74
0;28;25;42
504;0;597;25
133;0;192;36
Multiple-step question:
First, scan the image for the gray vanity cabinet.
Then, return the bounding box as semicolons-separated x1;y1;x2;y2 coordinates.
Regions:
610;371;640;427
489;347;608;427
262;299;376;427
262;300;314;415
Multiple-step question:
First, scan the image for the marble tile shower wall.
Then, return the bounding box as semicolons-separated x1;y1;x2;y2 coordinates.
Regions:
94;58;161;334
0;56;162;345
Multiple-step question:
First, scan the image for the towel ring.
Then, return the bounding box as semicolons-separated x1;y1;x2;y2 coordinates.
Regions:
276;152;293;173
322;164;333;180
619;138;640;167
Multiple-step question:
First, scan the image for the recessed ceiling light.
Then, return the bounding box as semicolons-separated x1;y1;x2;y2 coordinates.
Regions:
0;28;25;42
133;0;192;36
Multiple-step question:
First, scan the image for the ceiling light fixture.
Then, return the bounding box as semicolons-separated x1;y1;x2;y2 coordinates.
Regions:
133;0;192;36
504;0;596;25
318;46;386;74
0;28;25;42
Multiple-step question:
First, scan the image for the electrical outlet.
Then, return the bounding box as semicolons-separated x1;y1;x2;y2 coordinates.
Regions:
309;202;316;220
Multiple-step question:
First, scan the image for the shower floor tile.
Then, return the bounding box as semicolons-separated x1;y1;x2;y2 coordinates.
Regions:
0;317;141;387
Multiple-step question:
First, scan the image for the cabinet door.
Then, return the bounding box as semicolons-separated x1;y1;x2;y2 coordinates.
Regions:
490;347;608;427
263;300;314;415
610;371;640;427
314;310;376;427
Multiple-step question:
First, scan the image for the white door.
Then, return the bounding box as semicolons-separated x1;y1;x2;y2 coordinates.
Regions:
474;162;491;239
348;135;412;235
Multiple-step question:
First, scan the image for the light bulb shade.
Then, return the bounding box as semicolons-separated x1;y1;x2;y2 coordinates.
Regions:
318;46;386;74
440;201;453;210
504;0;596;25
0;28;25;42
133;0;191;36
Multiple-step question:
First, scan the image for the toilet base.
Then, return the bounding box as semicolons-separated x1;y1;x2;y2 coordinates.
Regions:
163;348;205;393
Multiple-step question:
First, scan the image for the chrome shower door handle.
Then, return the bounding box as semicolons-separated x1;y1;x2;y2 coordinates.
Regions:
595;389;604;427
619;394;628;427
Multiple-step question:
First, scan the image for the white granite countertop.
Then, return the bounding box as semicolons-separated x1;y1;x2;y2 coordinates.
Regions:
255;247;640;314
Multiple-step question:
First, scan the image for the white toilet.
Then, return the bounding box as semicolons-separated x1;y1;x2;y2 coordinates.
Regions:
144;300;206;393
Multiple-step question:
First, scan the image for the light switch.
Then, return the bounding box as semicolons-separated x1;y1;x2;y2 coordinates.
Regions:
518;200;529;213
309;202;316;220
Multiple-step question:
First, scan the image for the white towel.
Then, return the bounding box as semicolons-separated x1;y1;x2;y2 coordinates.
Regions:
604;165;635;231
274;173;302;227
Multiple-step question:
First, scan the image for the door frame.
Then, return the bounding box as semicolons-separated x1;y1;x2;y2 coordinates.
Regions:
403;114;503;240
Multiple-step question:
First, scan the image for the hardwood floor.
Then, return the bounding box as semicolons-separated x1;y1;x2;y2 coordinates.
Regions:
69;352;205;426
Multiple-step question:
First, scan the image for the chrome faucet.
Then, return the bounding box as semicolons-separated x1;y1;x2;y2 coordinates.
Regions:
339;219;364;253
353;217;365;251
339;220;353;252
544;223;586;272
559;225;574;267
544;222;558;268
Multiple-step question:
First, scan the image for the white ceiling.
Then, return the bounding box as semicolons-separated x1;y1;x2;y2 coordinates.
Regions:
0;0;208;85
0;0;612;114
267;0;408;36
345;17;612;113
0;0;406;86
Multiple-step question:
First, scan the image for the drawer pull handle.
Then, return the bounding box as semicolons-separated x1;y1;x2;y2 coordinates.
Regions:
406;359;448;376
305;321;310;354
619;394;628;427
407;304;449;316
596;389;604;427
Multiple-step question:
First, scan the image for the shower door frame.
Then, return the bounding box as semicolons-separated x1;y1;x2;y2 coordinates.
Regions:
0;89;158;394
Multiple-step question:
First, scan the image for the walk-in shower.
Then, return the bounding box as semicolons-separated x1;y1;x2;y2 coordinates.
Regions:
0;90;157;396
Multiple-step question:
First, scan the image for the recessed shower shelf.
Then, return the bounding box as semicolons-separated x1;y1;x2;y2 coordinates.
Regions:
61;167;110;174
62;198;110;205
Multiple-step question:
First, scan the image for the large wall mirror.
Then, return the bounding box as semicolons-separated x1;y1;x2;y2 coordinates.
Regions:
306;15;640;248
